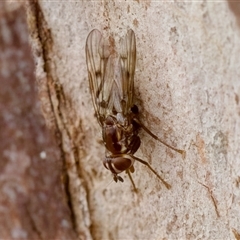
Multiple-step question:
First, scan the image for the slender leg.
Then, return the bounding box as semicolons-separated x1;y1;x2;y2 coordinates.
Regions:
133;118;186;159
129;165;135;173
132;155;171;189
126;169;138;192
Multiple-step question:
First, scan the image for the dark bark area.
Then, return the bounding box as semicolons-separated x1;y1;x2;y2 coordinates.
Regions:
0;3;77;239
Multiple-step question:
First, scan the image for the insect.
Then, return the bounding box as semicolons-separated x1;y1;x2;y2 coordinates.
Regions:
85;29;185;190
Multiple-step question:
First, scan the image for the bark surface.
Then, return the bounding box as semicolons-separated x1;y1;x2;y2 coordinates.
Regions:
1;1;240;239
0;2;77;239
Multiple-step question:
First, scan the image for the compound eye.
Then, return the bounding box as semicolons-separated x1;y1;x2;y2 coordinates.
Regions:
112;157;132;172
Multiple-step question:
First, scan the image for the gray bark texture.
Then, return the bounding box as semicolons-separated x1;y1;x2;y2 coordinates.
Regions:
1;1;240;240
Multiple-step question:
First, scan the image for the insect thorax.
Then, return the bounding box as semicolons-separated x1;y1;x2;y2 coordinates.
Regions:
102;114;136;155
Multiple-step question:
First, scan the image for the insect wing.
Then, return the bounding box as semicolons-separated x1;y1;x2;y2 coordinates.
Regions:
118;29;136;115
85;29;114;125
107;30;136;117
86;29;136;124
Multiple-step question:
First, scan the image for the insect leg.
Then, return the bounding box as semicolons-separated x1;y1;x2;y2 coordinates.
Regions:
128;135;141;155
126;169;138;192
133;118;186;159
132;155;171;189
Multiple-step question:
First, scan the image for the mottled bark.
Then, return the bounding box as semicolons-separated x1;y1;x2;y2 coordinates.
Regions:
0;2;77;240
1;1;240;239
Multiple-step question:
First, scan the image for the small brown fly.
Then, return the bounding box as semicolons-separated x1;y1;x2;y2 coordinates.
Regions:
85;29;185;190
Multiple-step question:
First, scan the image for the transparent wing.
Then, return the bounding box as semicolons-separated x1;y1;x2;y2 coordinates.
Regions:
106;29;136;117
86;29;136;125
85;29;114;126
118;29;136;115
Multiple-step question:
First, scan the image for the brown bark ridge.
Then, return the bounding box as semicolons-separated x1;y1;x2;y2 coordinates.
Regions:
4;1;240;239
0;2;78;240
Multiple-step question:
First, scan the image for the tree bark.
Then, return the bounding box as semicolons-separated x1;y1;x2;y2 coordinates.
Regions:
2;1;240;239
0;2;77;239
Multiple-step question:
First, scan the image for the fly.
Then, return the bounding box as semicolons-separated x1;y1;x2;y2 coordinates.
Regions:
85;29;185;190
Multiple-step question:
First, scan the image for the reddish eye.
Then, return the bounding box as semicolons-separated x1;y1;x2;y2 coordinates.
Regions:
112;157;132;172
